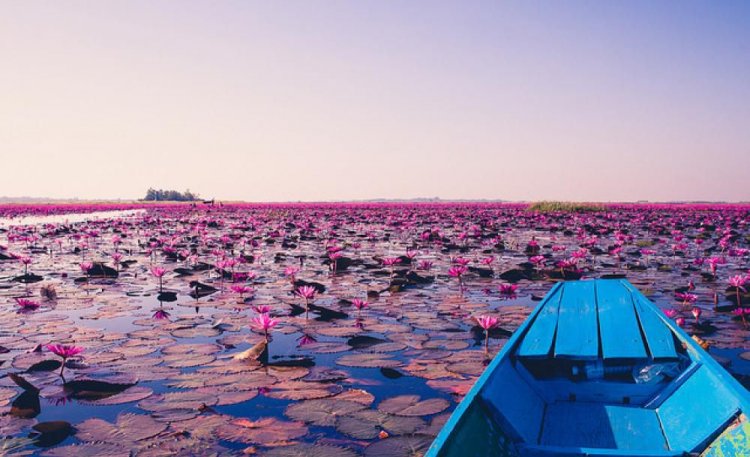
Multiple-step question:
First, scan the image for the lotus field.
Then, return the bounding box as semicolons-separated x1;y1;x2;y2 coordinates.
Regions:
1;202;749;456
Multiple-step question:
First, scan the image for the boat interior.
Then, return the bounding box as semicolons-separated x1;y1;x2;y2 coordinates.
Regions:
477;280;745;456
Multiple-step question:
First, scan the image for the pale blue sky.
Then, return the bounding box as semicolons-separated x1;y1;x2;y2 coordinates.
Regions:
1;1;748;201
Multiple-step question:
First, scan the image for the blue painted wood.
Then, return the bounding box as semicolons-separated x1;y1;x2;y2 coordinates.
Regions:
481;360;545;444
604;405;668;451
541;403;668;450
644;361;700;409
517;285;563;358
622;282;678;359
554;280;599;358
430;400;521;457
596;280;647;359
541;402;617;448
425;282;562;457
658;366;739;451
518;444;683;456
427;280;750;457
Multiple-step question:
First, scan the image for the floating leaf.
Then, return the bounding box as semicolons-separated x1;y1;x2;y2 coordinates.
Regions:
265;380;342;400
215;417;307;445
363;435;432;457
378;395;450;417
285;399;368;426
262;443;358;457
75;413;167;444
30;421;73;447
41;442;129;457
78;386;153;406
336;353;403;368
337;410;425;439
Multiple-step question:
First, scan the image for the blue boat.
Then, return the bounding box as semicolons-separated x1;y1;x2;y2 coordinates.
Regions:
427;279;750;457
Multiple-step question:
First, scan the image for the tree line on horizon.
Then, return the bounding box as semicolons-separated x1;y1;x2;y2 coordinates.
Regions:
142;188;200;202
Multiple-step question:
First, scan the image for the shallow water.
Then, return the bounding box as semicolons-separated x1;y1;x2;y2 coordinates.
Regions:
0;209;146;227
0;204;748;456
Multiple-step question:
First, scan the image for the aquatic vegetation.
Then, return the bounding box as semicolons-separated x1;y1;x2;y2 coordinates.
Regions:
46;344;84;377
296;285;317;319
149;266;167;292
352;298;369;318
476;315;500;353
527;201;604;213
0;201;748;455
251;313;279;342
15;297;40;312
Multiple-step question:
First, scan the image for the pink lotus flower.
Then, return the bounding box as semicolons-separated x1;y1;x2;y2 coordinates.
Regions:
252;313;279;341
675;292;697;306
448;266;467;278
530;255;545;269
732;307;750;328
664;309;678;319
150;266;167;292
231;284;254;298
476;315;500;353
352;298;368;317
111;252;123;267
707;256;725;276
297;333;317;347
79;261;93;274
729;275;747;291
382;257;402;278
252;304;272;314
15;298;40;312
295;285;317;319
453;256;471;266
476;315;499;330
47;344;84;377
691;307;702;324
729;275;747;308
499;284;518;296
152;309;171;320
18;255;32;276
448;266;468;291
417;260;433;271
296;285;316;300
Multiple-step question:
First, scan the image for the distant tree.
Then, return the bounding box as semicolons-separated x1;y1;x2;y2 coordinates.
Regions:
142;188;200;202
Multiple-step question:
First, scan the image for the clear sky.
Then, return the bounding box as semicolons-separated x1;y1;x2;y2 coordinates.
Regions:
1;1;748;202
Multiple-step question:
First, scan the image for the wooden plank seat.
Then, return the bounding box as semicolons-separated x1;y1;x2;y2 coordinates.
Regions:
541;402;668;451
517;280;678;362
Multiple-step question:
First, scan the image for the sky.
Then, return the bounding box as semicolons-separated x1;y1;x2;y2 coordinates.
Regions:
1;1;749;202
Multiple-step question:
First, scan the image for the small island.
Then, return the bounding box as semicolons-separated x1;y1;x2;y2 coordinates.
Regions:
142;188;200;202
